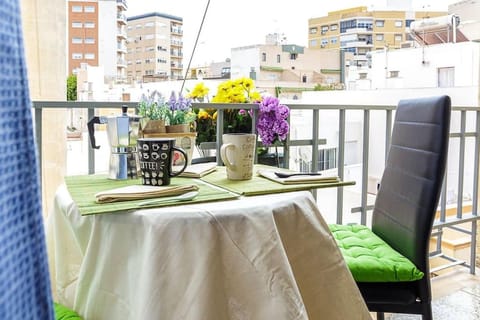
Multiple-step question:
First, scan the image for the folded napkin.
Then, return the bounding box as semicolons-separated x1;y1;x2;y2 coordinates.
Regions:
178;162;217;178
95;184;199;203
257;169;340;185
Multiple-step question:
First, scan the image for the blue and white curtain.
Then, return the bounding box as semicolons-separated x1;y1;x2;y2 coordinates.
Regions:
0;1;54;319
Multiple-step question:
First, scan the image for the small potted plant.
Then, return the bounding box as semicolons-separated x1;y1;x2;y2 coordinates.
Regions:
137;90;169;135
165;91;197;133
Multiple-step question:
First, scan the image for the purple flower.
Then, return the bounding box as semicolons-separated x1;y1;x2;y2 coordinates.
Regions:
256;97;290;146
168;91;192;111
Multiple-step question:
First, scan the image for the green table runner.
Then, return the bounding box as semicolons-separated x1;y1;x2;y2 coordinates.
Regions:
65;166;354;216
200;165;355;196
65;175;240;216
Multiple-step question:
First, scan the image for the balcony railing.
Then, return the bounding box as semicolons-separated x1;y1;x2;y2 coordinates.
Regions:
32;100;480;274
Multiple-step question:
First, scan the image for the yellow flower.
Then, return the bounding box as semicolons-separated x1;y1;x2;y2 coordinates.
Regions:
198;109;210;120
188;82;210;100
211;77;261;103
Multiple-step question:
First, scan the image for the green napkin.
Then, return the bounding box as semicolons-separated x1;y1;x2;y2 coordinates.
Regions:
200;165;355;196
65;174;239;216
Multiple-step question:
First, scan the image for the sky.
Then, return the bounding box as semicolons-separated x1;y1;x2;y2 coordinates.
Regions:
125;0;459;67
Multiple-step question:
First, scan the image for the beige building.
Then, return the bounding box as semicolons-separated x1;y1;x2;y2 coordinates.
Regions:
231;39;345;85
68;0;127;82
126;12;183;83
308;6;446;67
230;34;349;99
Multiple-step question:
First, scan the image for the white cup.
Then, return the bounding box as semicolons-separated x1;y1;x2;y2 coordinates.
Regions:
220;133;256;180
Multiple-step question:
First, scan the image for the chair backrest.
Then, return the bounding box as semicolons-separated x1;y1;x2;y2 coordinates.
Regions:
372;95;451;274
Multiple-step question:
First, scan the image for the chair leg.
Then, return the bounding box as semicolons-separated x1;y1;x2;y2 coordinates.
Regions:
376;312;385;320
422;306;433;320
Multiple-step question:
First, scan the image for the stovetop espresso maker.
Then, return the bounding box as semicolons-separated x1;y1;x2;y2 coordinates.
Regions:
88;105;141;180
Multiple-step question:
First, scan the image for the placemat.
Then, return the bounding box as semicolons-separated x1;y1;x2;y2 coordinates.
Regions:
200;165;355;196
65;175;240;216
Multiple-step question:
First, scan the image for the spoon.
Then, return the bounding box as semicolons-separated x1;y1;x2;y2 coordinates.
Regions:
138;191;199;207
274;172;322;178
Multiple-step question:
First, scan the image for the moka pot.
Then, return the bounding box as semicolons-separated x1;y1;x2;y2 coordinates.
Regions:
88;105;141;180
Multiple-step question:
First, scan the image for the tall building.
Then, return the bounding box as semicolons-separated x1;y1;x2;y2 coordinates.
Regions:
308;6;446;67
126;12;183;83
67;0;128;82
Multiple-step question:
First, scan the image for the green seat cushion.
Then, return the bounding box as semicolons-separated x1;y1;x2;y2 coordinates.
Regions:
329;224;424;282
54;302;82;320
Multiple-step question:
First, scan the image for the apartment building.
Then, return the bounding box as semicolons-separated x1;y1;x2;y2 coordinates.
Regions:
126;12;183;83
308;6;445;67
68;0;127;82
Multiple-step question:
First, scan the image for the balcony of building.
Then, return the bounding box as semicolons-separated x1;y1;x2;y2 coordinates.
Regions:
116;0;127;11
116;13;126;25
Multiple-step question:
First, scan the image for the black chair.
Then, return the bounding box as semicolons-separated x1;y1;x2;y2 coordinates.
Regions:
192;141;217;164
331;95;451;320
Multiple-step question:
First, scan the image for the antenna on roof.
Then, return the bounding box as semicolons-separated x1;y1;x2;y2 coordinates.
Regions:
180;0;211;93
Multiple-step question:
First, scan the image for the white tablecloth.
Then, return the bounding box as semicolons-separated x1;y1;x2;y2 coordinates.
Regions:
46;185;371;320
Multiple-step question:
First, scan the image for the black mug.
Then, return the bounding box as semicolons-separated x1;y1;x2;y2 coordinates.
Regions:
137;138;188;186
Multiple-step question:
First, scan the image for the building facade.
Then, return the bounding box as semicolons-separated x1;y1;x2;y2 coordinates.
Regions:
126;12;183;83
308;6;446;67
231;41;344;86
67;0;127;82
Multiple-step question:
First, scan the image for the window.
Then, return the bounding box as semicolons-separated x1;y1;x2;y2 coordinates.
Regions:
127;25;133;30
394;34;402;42
330;24;338;31
290;53;297;60
84;6;95;13
135;59;141;64
309;27;317;34
144;34;155;40
127;61;132;65
84;37;95;44
438;67;454;87
145;46;155;52
395;20;403;27
375;20;384;27
321;25;329;33
330;37;337;44
389;70;399;78
72;37;82;44
72;22;82;28
72;5;82;12
406;19;415;28
136;24;142;29
135;47;142;53
262;52;266;62
276;54;281;63
309;39;317;47
144;22;154;28
72;53;82;59
157;46;167;51
318;148;337;171
84;22;95;28
85;53;95;60
376;34;384;41
145;59;152;64
157;58;167;63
